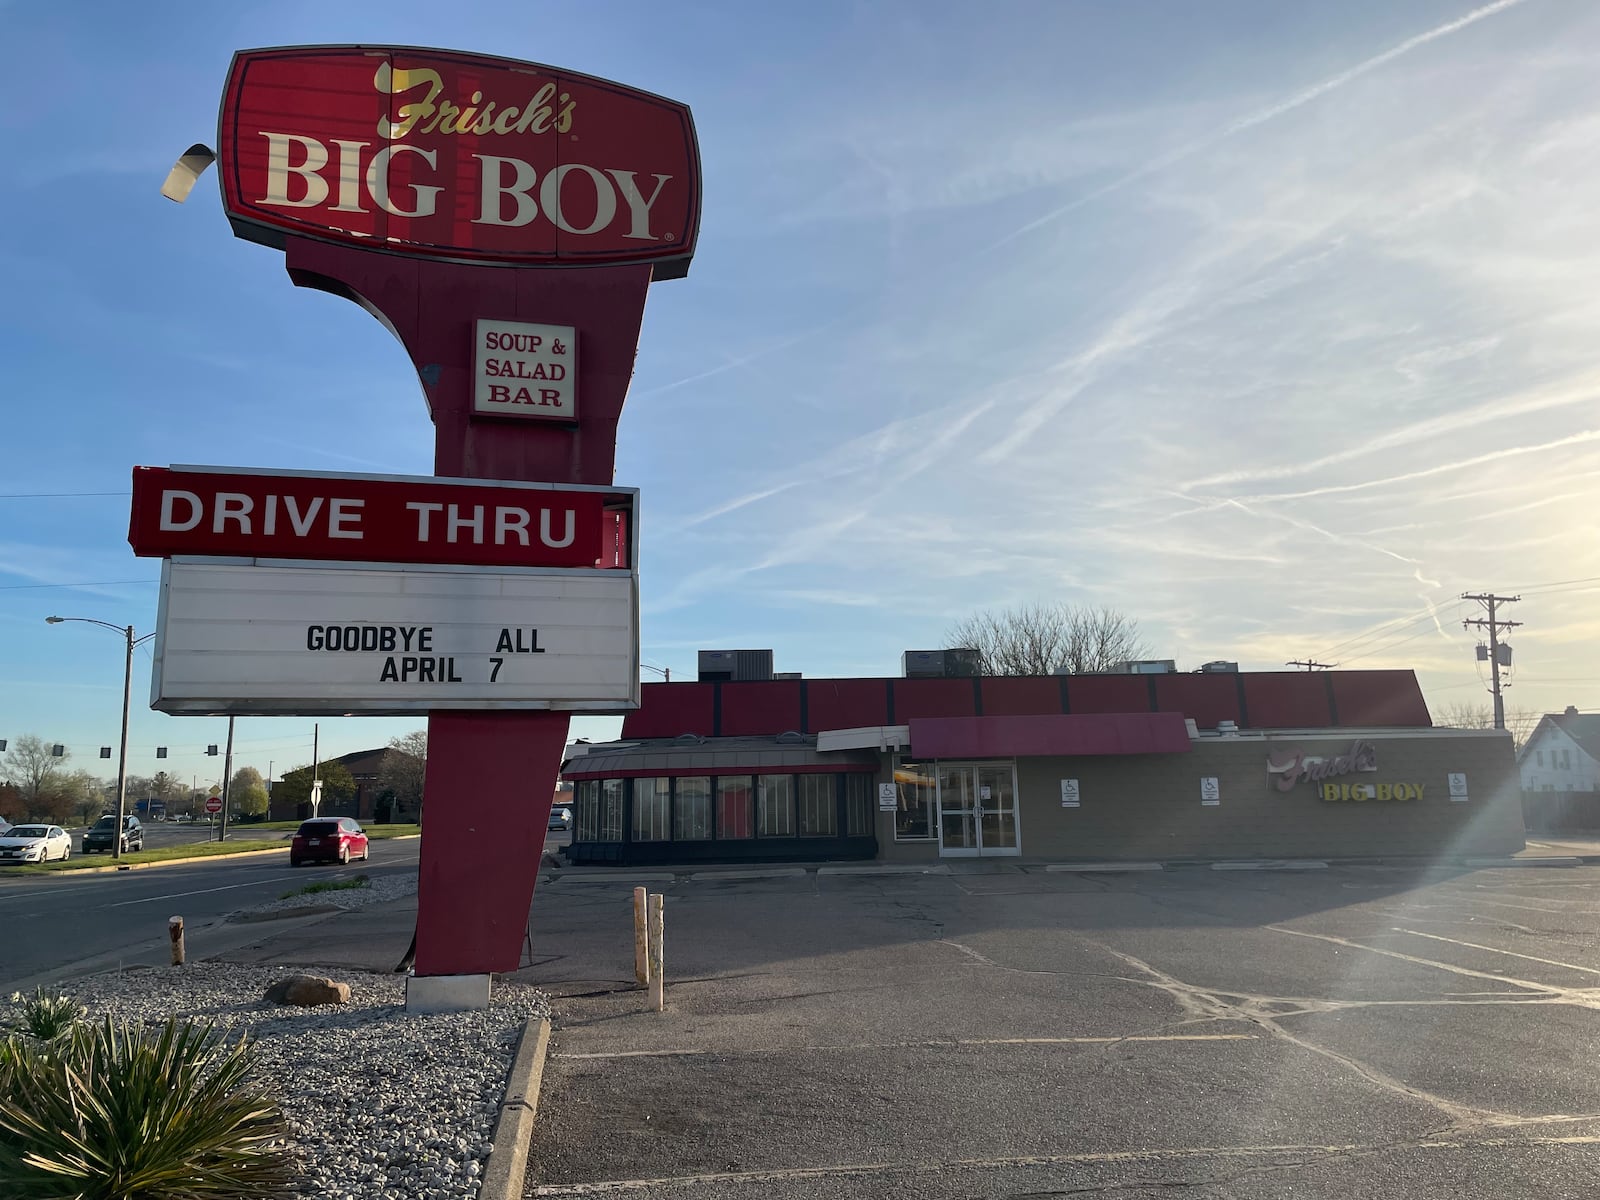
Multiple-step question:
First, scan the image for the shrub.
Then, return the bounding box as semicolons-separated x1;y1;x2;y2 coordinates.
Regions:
5;989;86;1041
0;1016;296;1199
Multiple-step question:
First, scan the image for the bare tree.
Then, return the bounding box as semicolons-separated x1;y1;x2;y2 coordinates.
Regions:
0;735;71;820
1433;700;1538;753
378;730;427;822
946;604;1151;676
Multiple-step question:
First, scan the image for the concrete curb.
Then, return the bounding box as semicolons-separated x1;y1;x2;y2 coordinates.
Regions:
1462;855;1583;868
479;1016;552;1200
817;864;953;875
1212;860;1329;871
21;846;290;876
1044;862;1163;873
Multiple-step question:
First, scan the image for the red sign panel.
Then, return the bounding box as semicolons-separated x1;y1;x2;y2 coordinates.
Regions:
217;46;701;277
128;467;615;569
205;795;224;814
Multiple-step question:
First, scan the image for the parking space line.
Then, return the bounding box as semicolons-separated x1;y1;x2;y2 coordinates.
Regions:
1269;926;1568;995
552;1034;1256;1061
1391;928;1600;977
531;1134;1600;1194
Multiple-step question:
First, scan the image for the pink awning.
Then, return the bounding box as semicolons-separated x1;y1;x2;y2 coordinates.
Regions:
908;713;1192;759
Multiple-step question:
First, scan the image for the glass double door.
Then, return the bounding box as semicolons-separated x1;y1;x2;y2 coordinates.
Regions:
937;763;1020;856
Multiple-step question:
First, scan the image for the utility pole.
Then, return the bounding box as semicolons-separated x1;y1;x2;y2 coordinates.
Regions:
1286;660;1333;671
219;716;235;841
1462;592;1521;730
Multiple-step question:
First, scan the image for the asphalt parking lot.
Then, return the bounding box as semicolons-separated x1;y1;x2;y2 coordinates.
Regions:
521;861;1600;1199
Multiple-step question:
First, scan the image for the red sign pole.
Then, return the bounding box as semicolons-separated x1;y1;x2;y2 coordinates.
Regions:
284;237;650;977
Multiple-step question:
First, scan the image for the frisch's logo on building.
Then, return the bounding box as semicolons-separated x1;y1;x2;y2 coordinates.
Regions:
217;46;701;277
1266;740;1378;792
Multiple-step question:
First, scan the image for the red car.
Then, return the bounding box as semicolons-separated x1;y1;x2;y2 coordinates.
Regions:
290;817;370;867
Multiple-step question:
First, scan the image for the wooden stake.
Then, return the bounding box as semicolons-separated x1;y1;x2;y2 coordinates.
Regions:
168;915;185;966
648;893;664;1013
632;887;650;988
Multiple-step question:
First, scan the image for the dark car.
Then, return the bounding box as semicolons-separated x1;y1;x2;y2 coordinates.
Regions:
290;817;369;867
82;814;143;854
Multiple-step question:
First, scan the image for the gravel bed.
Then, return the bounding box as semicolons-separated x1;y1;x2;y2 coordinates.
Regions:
66;961;548;1199
239;872;419;917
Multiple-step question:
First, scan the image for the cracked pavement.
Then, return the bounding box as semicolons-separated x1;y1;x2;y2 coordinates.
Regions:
517;863;1600;1197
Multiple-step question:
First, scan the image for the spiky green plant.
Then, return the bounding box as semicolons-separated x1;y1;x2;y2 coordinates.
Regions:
0;1016;297;1199
5;989;85;1041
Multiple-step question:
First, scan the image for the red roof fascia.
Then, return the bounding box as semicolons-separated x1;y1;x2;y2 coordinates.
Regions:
908;713;1192;759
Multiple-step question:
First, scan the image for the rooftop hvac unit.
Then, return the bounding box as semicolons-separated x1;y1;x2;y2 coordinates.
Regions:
1111;659;1178;675
697;649;775;682
774;672;803;680
902;649;983;678
1198;660;1239;673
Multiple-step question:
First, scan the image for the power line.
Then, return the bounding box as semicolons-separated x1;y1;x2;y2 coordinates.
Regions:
1337;624;1447;665
1312;603;1442;660
1285;659;1333;670
0;491;130;500
0;579;158;591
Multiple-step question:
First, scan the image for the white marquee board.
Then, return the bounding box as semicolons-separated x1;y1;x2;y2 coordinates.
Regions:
151;558;639;715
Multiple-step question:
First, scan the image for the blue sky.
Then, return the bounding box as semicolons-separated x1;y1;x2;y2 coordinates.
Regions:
3;0;1598;790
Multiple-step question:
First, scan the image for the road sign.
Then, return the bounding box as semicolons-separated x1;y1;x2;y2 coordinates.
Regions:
204;795;223;814
150;557;640;715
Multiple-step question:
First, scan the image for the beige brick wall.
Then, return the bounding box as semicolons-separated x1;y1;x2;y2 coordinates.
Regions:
871;732;1524;861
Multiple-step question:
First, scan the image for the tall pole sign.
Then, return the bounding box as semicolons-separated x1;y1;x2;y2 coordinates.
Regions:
152;45;700;1010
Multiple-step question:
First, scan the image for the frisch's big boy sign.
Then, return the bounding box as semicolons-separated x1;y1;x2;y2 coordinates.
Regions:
218;46;701;277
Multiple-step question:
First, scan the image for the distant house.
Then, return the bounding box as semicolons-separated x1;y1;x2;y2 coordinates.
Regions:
1518;707;1600;794
268;746;422;823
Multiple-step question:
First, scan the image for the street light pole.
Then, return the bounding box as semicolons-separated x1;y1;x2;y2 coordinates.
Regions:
115;624;133;861
46;616;153;863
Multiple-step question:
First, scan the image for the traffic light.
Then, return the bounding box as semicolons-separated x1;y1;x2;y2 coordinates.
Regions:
51;744;64;757
100;747;112;759
207;745;219;756
156;747;167;758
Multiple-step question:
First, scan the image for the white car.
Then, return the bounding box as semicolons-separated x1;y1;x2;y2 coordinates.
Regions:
0;824;72;864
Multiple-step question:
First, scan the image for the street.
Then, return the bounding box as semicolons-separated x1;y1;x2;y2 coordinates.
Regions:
0;837;422;992
523;860;1600;1199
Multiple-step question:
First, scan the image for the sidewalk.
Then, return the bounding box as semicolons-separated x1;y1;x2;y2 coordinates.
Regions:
1520;834;1600;860
213;894;420;975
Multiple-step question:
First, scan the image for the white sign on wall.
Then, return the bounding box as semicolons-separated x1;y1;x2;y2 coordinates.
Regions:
474;319;578;422
1200;777;1221;806
879;782;898;811
151;558;638;715
1060;778;1080;808
1448;772;1469;802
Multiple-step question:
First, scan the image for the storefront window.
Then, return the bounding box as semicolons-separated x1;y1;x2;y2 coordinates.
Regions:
844;775;874;837
600;779;624;842
757;775;794;837
574;779;601;841
894;759;936;840
717;776;753;839
632;778;670;842
675;776;712;840
798;774;836;836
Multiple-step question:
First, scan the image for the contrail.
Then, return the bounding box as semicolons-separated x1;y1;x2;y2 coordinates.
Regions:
987;0;1531;252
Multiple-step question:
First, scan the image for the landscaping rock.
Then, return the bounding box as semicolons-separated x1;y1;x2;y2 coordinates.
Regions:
68;963;548;1200
265;974;352;1006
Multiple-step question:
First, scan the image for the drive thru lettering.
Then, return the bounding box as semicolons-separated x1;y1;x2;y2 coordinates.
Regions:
305;625;547;682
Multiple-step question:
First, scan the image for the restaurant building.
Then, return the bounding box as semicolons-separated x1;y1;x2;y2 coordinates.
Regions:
560;655;1524;865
